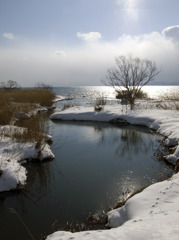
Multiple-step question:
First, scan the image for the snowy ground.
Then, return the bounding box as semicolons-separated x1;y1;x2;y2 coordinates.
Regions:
0;125;54;192
47;103;179;240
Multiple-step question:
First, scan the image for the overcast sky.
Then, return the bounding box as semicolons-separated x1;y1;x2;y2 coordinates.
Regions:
0;0;179;87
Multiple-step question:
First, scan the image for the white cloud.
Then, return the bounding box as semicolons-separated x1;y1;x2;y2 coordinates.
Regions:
162;25;179;42
2;32;16;39
77;32;102;41
0;26;179;86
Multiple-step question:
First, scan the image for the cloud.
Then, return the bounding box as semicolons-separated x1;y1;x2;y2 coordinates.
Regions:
162;25;179;42
0;26;179;86
77;32;102;41
2;32;16;39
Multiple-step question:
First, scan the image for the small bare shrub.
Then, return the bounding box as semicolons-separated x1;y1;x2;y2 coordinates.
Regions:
155;101;179;110
159;91;179;101
35;82;53;91
62;104;73;111
116;89;148;99
94;105;103;112
157;91;179;110
94;94;106;112
0;80;21;90
96;94;107;105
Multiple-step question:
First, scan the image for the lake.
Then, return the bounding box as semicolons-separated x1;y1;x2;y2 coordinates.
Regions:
0;120;173;240
52;85;179;100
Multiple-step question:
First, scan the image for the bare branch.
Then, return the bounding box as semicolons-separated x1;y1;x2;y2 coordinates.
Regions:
104;54;160;109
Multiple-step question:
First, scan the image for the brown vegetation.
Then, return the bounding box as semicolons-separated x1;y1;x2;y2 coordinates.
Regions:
116;89;148;100
0;88;55;148
156;91;179;110
94;94;107;111
0;89;55;125
159;91;179;101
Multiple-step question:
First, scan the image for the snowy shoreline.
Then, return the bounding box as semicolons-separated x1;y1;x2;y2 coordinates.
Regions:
50;105;179;165
47;105;179;240
0;125;54;192
1;100;179;239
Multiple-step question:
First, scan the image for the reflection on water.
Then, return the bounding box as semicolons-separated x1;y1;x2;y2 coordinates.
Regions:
93;124;152;158
53;86;179;100
0;122;173;240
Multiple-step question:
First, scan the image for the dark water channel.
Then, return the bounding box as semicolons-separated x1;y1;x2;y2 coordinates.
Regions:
0;121;173;240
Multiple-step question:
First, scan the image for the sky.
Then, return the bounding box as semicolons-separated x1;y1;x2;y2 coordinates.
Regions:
0;0;179;87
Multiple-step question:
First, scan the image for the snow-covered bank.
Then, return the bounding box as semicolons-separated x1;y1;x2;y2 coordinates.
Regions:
47;172;179;240
47;105;179;240
0;126;54;192
50;105;179;164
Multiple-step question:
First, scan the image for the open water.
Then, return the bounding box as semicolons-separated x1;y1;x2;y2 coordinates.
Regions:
0;85;176;240
52;85;179;100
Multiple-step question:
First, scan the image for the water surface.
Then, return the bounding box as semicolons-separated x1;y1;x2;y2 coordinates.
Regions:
53;85;179;100
0;121;172;240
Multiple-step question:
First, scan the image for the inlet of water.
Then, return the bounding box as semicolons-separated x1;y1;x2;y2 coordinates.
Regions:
0;121;173;239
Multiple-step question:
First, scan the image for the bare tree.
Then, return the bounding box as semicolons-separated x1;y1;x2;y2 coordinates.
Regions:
104;55;160;109
0;80;21;90
35;82;52;90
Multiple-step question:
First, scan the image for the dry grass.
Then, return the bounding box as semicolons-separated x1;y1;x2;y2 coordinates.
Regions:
159;91;179;101
13;114;49;148
0;89;55;125
94;94;107;111
135;90;179;110
0;89;55;148
9;208;35;240
62;104;74;111
155;101;179;110
5;89;55;106
155;91;179;110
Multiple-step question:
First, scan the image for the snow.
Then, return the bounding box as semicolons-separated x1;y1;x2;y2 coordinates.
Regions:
47;104;179;240
1;97;179;239
0;125;54;192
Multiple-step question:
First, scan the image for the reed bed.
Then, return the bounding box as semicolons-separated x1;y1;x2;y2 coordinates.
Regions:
0;88;55;148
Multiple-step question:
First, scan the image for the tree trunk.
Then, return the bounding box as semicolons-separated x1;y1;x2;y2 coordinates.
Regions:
129;99;135;110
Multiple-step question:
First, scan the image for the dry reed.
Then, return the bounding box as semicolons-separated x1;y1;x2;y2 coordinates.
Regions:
0;88;55;148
